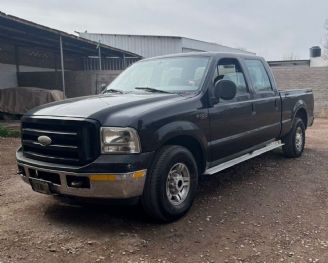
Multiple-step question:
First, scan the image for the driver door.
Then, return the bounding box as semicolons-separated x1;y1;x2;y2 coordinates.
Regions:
208;57;254;163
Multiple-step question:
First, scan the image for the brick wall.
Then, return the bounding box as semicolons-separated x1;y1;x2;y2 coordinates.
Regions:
272;66;328;117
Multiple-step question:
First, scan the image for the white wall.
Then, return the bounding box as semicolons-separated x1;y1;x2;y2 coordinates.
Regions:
80;33;255;58
310;57;328;67
0;63;54;89
181;38;254;55
79;33;181;58
0;63;18;88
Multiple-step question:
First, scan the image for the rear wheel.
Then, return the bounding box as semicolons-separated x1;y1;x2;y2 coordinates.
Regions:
141;145;198;222
282;117;305;158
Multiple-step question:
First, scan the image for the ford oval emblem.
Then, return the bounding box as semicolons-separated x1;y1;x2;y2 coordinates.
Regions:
37;135;52;146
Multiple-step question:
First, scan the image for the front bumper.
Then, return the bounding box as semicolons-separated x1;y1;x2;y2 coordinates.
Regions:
16;148;154;199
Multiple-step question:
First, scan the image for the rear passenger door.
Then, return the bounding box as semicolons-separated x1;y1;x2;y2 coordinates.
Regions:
243;59;281;144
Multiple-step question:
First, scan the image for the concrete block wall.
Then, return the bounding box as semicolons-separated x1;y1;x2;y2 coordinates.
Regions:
65;70;122;98
18;71;62;90
272;66;328;117
18;70;122;98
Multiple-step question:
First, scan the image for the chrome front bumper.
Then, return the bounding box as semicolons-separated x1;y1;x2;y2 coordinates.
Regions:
17;163;147;199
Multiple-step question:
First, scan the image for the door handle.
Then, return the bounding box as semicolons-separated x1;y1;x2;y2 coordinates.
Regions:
274;99;279;110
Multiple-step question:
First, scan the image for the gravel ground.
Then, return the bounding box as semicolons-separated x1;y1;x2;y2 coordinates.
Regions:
0;119;328;263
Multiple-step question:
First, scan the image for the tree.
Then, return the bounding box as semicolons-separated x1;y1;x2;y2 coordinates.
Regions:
282;52;299;60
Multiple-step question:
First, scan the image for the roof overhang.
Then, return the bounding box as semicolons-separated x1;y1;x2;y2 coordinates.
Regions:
0;12;142;58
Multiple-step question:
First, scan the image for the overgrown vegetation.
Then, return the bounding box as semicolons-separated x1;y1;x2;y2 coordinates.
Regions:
0;125;20;138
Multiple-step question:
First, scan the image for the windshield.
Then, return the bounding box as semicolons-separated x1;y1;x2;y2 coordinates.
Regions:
105;56;210;94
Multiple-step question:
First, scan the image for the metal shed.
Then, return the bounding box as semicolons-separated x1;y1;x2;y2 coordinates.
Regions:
0;12;141;93
78;33;255;58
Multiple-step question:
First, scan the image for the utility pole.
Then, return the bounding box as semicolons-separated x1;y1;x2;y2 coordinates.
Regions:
59;35;66;98
97;40;102;70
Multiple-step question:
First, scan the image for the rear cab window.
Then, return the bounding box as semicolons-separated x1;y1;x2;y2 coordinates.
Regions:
244;59;273;94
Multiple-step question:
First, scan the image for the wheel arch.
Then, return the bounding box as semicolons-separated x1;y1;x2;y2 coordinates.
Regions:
162;135;207;174
294;107;308;128
143;121;208;174
291;98;309;126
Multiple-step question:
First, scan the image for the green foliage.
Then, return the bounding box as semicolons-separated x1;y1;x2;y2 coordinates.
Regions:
0;125;20;138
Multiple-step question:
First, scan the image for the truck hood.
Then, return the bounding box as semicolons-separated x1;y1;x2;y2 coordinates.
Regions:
26;93;186;124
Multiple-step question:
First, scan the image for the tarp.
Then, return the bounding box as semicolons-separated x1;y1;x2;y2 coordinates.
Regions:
0;87;64;114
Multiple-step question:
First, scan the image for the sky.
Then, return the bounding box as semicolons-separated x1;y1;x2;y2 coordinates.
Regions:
1;0;327;60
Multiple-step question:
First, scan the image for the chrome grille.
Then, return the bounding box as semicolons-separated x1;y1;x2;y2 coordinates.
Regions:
21;117;100;165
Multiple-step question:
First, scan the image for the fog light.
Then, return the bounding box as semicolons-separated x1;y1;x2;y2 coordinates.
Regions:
66;175;90;188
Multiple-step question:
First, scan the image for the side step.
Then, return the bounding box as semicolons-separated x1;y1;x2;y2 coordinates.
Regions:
204;140;284;175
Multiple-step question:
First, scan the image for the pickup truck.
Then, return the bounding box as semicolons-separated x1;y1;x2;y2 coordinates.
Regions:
16;52;314;221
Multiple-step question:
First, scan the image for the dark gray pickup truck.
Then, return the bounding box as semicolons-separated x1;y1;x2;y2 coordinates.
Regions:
16;52;314;221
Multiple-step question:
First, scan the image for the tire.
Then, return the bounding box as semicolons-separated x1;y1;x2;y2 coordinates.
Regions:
141;145;198;222
282;117;305;158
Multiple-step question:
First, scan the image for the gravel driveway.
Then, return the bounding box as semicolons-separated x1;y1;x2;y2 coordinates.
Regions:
1;119;328;263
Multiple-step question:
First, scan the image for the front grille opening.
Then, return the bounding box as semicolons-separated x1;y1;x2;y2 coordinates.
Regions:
24;145;79;160
28;168;37;177
22;122;78;133
17;165;26;176
66;175;90;189
29;168;61;185
22;133;79;146
21;118;100;166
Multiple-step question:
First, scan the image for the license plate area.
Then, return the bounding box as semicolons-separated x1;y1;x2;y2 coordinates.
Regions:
29;178;53;195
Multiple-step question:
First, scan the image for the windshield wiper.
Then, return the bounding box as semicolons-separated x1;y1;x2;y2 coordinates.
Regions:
134;87;172;94
103;88;124;94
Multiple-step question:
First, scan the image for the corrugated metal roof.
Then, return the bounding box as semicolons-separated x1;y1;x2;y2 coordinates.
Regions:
0;12;141;58
79;33;181;58
78;33;254;58
181;38;253;54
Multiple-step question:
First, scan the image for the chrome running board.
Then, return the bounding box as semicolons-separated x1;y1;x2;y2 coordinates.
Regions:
204;140;284;175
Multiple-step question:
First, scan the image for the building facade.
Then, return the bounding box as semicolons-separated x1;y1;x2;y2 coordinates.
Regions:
78;33;254;58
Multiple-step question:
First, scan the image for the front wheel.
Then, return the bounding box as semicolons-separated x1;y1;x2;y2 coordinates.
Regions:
282;117;306;158
141;145;198;222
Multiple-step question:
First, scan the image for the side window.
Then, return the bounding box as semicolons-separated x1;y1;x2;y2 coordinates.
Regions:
214;58;248;97
244;59;272;93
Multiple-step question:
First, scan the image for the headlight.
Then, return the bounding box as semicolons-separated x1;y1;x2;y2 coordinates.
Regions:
101;127;141;154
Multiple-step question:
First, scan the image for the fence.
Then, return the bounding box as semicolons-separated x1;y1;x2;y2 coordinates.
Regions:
83;57;141;71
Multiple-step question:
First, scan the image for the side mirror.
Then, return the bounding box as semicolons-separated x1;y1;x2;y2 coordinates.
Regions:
99;83;107;94
214;80;237;100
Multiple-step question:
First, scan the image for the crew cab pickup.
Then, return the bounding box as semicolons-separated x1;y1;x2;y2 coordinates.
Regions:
16;52;314;221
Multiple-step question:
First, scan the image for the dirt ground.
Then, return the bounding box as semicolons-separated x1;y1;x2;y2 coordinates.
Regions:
1;119;328;263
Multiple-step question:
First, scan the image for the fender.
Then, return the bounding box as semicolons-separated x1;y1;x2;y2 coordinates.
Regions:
140;120;208;156
281;100;308;137
292;100;308;125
